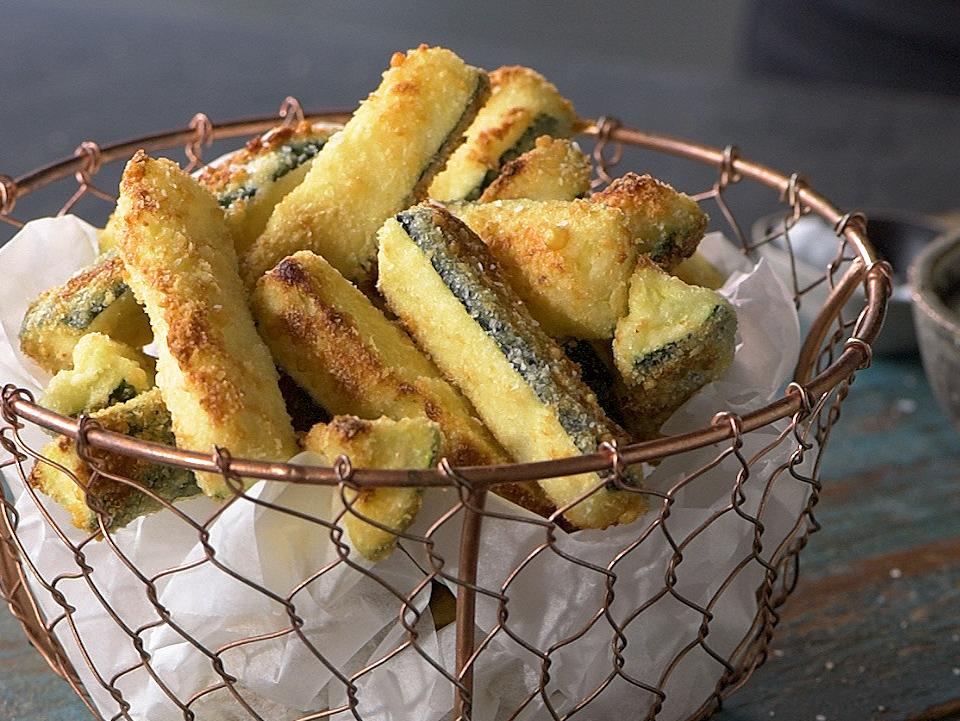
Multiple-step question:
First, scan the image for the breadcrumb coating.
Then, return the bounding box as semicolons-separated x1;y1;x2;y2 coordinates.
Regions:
116;151;297;497
241;46;489;286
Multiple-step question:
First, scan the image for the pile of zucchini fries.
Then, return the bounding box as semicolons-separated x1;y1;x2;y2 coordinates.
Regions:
22;46;735;561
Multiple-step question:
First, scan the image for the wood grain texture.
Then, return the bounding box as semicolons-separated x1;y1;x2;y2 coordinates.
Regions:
715;359;960;721
0;610;87;721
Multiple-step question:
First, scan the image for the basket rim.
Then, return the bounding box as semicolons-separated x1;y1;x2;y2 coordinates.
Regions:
0;111;891;489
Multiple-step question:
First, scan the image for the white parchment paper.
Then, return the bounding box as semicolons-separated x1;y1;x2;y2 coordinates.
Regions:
0;218;806;721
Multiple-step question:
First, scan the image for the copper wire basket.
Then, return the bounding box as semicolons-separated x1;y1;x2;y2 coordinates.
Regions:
0;100;891;721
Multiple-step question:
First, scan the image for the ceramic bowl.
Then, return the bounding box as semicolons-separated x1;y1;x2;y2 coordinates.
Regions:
910;229;960;432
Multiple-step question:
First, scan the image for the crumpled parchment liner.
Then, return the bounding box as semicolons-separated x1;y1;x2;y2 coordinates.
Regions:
0;217;809;721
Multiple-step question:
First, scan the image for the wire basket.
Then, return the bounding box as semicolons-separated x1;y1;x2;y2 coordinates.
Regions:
0;100;890;721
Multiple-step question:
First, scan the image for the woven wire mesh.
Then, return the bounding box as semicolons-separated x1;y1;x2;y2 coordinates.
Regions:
0;101;889;721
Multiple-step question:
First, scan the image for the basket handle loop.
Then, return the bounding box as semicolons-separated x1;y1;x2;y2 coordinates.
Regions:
717;144;742;189
783;173;808;221
278;96;305;127
0;174;22;227
591;115;623;187
785;381;815;417
711;410;744;450
185;113;214;172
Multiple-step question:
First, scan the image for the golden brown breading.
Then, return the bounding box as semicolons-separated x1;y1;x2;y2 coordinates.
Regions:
592;172;707;270
378;204;646;530
253;250;555;516
197;120;340;254
115;151;298;497
479;136;591;202
29;388;200;533
250;250;505;467
429;65;580;201
19;250;151;373
241;46;489;286
303;415;439;561
447;199;636;339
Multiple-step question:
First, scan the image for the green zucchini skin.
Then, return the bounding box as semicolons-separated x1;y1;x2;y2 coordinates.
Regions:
241;47;490;286
379;204;645;530
613;259;737;438
19;250;152;373
396;207;614;457
561;339;626;428
428;65;579;203
197;121;340;254
214;137;330;209
29;389;200;533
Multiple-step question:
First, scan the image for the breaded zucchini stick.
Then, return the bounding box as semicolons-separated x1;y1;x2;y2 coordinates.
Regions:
479;136;591;202
673;251;727;290
197;120;340;255
250;251;503;466
29;389;200;533
116;152;298;497
592;172;707;270
447;199;636;339
250;251;555;518
429;65;579;201
241;46;489;286
378;204;645;530
613;258;737;438
97;214;121;254
41;333;155;417
20;250;151;373
303;415;440;561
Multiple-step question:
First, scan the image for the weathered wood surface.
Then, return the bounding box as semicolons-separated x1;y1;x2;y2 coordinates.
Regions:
715;358;960;721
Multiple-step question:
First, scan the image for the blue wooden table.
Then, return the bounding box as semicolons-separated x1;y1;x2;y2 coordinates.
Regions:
2;2;960;718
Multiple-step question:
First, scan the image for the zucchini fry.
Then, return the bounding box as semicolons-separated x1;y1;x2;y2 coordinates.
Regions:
250;251;505;466
251;251;556;517
479;136;591;202
19;250;151;373
241;46;489;286
303;415;439;561
116;152;298;497
613;258;737;438
673;251;727;290
429;65;579;201
198;120;340;255
378;204;645;530
29;389;200;533
41;333;155;417
97;213;121;254
447;199;636;339
592;172;707;270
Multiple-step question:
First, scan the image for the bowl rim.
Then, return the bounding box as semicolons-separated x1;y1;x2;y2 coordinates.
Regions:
909;227;960;335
